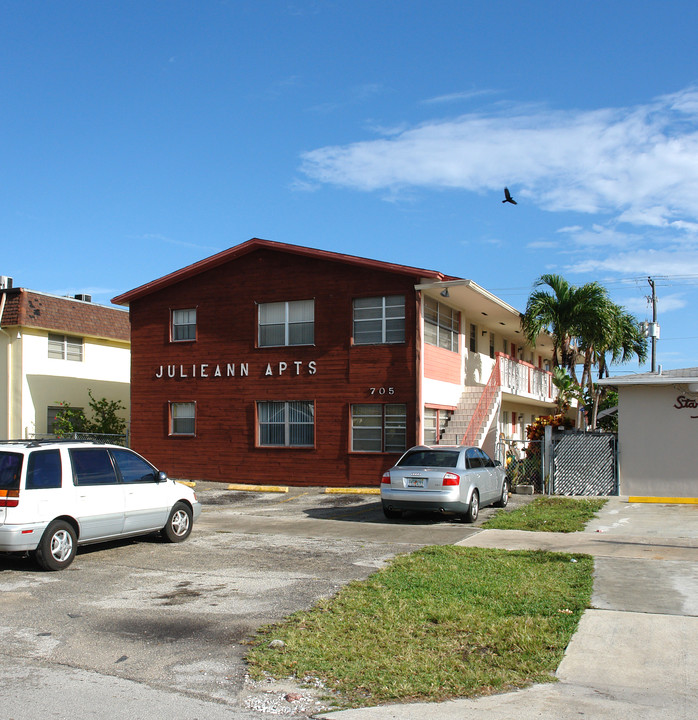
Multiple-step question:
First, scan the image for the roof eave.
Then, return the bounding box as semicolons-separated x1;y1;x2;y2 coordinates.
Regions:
112;238;452;306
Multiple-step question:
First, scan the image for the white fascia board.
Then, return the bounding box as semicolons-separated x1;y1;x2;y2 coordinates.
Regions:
415;279;521;317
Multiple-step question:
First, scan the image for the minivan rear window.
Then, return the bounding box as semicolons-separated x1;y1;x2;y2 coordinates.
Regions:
26;450;62;489
397;450;459;468
0;452;22;490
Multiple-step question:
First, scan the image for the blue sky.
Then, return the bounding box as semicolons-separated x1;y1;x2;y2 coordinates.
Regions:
3;1;698;373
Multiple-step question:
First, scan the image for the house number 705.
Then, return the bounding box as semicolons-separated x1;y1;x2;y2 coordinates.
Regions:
369;387;395;395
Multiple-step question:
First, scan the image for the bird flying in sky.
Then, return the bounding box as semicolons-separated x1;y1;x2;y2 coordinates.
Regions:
502;187;517;204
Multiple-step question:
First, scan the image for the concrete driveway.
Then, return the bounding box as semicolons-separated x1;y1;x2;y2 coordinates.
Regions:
0;490;695;719
0;486;526;719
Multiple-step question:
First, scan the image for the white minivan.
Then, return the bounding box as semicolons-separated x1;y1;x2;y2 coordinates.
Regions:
0;439;202;570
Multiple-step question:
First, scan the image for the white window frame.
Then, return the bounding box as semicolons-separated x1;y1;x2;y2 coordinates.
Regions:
351;403;407;452
47;405;84;434
171;308;196;342
48;333;83;362
469;323;477;353
258;300;315;348
257;401;315;447
352;295;405;345
170;402;196;436
423;297;459;352
423;406;453;445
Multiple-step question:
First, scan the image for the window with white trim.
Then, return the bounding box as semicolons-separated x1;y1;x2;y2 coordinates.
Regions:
48;333;83;361
351;404;406;452
172;308;196;341
258;300;314;347
353;295;405;345
424;297;459;352
257;401;314;447
170;402;196;435
47;405;84;434
469;323;477;353
423;407;453;445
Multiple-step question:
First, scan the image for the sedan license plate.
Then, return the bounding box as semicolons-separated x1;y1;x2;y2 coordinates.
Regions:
406;477;426;488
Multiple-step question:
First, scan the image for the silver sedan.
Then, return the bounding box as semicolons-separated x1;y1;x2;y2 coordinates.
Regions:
380;445;509;522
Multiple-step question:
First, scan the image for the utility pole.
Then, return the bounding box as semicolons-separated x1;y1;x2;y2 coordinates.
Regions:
647;277;658;373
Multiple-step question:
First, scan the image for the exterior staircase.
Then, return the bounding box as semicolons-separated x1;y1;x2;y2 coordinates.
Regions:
439;362;502;447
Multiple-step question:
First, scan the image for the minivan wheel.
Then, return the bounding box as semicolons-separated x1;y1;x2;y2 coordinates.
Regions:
494;480;509;508
163;502;193;542
461;490;479;523
35;520;77;571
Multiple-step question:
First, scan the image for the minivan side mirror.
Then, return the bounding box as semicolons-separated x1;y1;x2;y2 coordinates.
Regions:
157;470;168;482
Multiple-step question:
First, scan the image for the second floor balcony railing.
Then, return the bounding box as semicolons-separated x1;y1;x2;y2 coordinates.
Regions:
497;352;558;404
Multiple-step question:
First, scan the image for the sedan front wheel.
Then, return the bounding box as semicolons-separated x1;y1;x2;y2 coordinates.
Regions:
163;502;193;542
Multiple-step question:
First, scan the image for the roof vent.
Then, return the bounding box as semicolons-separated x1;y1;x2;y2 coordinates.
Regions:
74;293;92;302
0;276;13;289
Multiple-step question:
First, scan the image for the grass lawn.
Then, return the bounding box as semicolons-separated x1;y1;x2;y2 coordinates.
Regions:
246;546;594;708
482;496;608;533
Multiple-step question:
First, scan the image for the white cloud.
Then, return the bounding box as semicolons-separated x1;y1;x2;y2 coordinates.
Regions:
622;292;686;315
421;89;499;105
565;248;698;277
300;86;698;232
556;224;642;248
527;240;557;249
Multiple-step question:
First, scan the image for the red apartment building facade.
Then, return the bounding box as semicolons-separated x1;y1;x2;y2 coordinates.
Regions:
113;239;558;487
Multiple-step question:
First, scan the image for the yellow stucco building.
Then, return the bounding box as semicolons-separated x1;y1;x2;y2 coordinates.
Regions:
0;279;130;439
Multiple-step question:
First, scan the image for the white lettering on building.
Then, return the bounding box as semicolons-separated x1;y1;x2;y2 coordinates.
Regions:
154;360;316;380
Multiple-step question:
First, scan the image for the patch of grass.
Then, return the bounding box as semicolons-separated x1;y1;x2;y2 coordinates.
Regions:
246;546;593;708
483;496;608;533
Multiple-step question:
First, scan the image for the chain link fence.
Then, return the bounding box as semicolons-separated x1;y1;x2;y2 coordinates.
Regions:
497;438;543;493
27;432;129;447
550;431;618;496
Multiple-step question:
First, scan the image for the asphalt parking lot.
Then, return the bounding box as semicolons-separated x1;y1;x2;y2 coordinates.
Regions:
0;486;533;719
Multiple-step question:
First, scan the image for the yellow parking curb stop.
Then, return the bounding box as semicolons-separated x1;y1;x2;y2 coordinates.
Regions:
324;487;380;495
226;483;289;493
629;496;698;504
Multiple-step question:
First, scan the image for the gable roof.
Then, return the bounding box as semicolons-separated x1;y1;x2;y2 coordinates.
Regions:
0;288;130;342
111;238;457;306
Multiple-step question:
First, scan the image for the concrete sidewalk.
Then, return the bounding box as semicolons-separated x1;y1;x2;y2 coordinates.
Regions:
318;498;698;720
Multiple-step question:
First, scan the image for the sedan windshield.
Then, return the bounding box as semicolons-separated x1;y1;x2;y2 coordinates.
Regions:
397;450;459;468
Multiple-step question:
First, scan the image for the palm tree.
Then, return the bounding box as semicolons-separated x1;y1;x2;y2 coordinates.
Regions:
551;367;585;414
587;306;648;427
521;274;611;381
522;274;648;428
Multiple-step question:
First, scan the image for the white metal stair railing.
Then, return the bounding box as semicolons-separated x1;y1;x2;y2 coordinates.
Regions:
460;360;502;446
462;386;501;447
438;386;484;445
438;361;502;447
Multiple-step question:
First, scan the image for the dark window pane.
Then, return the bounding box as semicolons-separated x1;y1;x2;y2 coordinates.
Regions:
0;452;23;489
70;449;118;485
26;450;62;489
112;449;157;483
